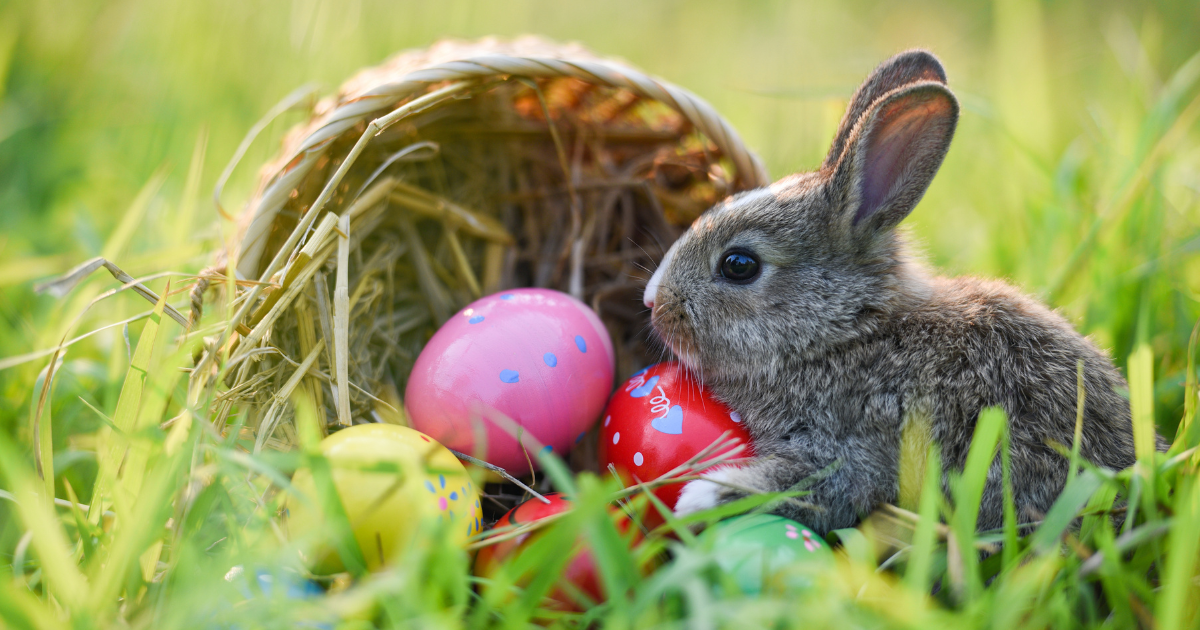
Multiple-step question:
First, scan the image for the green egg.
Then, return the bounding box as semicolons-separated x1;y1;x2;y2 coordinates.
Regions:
707;514;834;594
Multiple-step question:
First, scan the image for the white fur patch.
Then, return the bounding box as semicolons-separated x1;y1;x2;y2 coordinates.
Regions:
673;467;735;517
643;240;680;308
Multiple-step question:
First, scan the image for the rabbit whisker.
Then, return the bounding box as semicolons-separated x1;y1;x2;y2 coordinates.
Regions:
628;236;663;271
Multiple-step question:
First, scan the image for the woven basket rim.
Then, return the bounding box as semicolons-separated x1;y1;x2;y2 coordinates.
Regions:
234;36;770;280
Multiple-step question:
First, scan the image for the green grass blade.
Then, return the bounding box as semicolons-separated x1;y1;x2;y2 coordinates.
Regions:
1067;360;1085;488
1028;469;1103;555
1156;473;1200;630
949;407;1006;600
999;417;1019;568
632;481;697;544
61;479;98;564
898;409;933;512
669;490;805;529
30;358;58;502
829;526;875;567
292;396;367;576
1079;481;1118;544
0;433;88;610
1128;344;1161;528
0;577;59;630
575;475;637;614
990;556;1064;630
904;443;943;593
1173;320;1199;456
1128;344;1158;467
85;427;191;617
114;337;191;512
89;281;168;524
536;445;579;496
956;408;1006;527
1091;522;1138;628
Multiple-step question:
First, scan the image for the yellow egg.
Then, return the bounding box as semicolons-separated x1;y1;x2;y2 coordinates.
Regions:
287;423;481;573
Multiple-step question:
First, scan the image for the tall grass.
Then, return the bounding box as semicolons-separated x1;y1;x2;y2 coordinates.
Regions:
0;0;1198;628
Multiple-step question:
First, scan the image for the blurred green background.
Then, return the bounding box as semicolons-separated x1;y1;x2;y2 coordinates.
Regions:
1;0;1198;449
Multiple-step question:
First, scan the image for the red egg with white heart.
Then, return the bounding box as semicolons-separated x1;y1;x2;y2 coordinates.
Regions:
473;493;633;611
598;362;752;526
405;288;616;475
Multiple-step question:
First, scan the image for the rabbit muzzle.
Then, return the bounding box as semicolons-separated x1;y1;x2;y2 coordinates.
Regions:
649;285;700;371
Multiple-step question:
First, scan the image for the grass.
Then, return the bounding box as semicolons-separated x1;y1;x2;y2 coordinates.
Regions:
1;0;1199;628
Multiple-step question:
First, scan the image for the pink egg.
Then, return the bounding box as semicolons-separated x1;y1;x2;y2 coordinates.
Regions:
405;288;615;474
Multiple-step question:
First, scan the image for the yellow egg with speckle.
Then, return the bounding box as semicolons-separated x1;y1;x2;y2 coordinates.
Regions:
287;423;480;573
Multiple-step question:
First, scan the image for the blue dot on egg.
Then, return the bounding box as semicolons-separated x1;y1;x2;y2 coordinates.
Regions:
425;480;435;493
450;492;458;500
469;316;484;324
541;445;553;455
439;475;445;489
575;335;587;353
500;294;515;301
543;352;557;367
500;369;519;383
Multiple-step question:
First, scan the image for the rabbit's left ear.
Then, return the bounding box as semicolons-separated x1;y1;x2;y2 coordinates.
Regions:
823;50;948;171
828;81;958;235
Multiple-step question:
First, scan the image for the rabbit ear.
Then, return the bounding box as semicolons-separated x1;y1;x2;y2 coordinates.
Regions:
823;50;948;171
829;81;958;234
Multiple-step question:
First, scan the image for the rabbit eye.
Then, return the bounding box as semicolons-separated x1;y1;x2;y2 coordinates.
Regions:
719;251;760;283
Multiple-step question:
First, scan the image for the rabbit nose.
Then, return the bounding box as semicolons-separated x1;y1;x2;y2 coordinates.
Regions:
644;268;662;309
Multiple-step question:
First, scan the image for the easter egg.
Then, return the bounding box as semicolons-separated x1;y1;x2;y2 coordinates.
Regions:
406;288;616;475
288;424;481;574
474;493;631;611
598;362;751;525
217;566;338;629
707;514;833;594
230;567;325;600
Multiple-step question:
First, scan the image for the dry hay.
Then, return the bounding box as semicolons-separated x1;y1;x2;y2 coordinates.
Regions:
188;36;769;498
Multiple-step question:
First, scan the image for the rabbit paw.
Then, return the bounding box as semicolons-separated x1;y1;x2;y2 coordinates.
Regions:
674;468;736;517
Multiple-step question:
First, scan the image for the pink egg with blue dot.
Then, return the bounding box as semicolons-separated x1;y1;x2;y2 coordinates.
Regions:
405;288;615;474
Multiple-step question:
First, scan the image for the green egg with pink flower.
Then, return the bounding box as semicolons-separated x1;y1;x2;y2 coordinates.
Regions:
705;513;835;594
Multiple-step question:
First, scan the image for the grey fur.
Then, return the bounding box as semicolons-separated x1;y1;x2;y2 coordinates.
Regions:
649;50;1164;535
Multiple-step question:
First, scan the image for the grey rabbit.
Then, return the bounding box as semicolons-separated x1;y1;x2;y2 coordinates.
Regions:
643;50;1166;534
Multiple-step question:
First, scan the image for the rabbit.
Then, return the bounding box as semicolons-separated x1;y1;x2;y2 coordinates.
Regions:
642;49;1166;535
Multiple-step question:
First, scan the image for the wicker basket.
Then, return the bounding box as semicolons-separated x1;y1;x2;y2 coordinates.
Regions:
194;36;769;461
